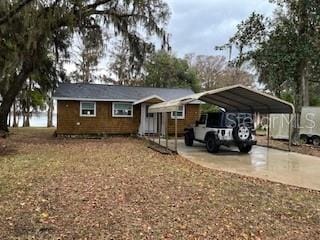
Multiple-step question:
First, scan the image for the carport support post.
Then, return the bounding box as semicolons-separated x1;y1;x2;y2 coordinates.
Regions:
267;113;270;147
288;113;292;152
175;111;178;152
158;113;161;145
153;113;156;143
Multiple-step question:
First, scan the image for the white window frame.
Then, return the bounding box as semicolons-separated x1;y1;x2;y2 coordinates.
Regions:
80;101;96;117
171;105;185;120
112;102;134;118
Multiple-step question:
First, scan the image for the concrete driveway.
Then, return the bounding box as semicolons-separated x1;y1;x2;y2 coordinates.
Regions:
177;141;320;191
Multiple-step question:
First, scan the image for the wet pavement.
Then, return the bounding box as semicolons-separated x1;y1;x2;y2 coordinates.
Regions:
177;141;320;191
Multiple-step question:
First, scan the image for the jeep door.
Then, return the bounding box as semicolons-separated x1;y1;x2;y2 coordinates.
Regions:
194;114;207;140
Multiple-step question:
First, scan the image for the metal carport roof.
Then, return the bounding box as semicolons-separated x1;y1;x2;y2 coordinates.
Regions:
149;84;295;114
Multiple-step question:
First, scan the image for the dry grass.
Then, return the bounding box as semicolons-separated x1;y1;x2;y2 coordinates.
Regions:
0;128;319;239
257;135;320;158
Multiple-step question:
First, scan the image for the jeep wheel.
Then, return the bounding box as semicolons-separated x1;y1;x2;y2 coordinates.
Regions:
238;143;252;153
206;136;219;153
233;125;251;142
184;132;194;146
312;136;320;146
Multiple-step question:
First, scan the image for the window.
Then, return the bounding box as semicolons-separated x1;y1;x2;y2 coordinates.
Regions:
171;105;185;119
80;102;96;117
198;114;207;125
207;112;222;128
112;102;133;117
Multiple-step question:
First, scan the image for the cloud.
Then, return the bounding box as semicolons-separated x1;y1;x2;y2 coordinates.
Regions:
65;1;274;76
166;0;274;57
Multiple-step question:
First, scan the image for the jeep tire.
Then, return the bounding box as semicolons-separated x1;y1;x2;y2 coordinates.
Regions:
312;136;320;146
206;135;219;153
184;132;194;146
238;143;252;153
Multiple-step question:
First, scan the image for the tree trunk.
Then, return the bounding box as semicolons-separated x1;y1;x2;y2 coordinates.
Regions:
7;108;11;127
297;0;309;109
12;100;18;127
22;108;29;127
47;90;54;128
22;111;25;126
295;65;304;114
291;66;304;144
302;72;309;106
0;58;33;134
23;79;31;127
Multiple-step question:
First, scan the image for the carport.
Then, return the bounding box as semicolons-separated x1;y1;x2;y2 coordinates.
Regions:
148;84;295;152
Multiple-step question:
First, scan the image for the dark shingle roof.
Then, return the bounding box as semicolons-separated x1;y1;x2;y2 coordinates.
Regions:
54;83;195;101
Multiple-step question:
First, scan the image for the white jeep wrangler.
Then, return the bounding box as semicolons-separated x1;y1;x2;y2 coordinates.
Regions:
184;112;257;153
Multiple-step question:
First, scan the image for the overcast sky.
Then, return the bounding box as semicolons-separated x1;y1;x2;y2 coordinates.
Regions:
166;0;274;58
66;0;275;76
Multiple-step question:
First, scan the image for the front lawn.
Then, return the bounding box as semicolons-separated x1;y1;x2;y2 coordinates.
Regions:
0;128;319;239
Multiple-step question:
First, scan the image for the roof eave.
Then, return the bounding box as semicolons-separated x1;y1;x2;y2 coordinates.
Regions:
53;97;136;102
133;95;165;105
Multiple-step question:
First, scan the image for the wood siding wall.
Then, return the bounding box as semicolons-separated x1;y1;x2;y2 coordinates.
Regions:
167;104;201;135
57;100;201;136
57;101;141;135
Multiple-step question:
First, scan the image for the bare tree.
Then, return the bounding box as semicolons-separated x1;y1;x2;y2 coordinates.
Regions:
108;39;152;86
220;67;254;88
185;54;254;90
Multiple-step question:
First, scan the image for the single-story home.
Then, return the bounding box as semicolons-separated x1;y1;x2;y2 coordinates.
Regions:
53;83;201;136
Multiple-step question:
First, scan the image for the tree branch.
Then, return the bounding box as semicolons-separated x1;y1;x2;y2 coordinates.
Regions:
0;0;35;25
86;0;113;10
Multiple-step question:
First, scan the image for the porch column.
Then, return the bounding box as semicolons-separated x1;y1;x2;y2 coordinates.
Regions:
147;111;150;141
166;112;168;150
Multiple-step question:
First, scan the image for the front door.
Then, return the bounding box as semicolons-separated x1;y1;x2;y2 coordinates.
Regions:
145;104;157;134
